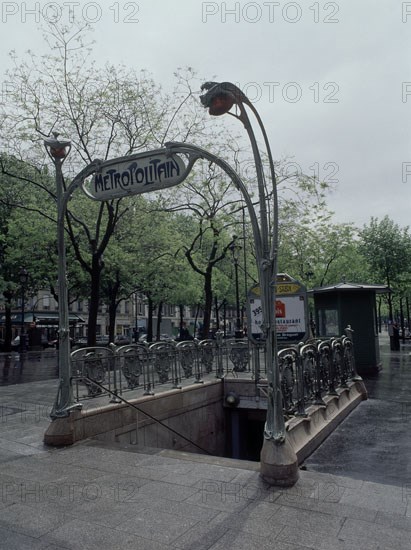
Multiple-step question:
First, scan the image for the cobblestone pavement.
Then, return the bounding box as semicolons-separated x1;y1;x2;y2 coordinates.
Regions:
0;334;410;549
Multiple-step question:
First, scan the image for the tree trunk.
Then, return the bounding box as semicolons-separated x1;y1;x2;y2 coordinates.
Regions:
4;302;12;352
87;256;101;346
194;303;200;339
147;295;154;342
400;298;405;343
108;298;117;344
386;273;393;321
156;301;163;341
179;304;184;333
214;295;220;329
106;274;121;344
377;297;382;333
202;269;213;338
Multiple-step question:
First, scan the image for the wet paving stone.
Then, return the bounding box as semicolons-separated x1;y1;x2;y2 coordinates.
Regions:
303;333;411;487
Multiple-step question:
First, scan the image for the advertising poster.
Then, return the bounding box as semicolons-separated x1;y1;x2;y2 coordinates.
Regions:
248;275;308;343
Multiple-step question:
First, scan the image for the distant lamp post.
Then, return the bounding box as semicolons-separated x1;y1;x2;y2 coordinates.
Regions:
43;132;79;418
229;236;243;339
134;292;139;343
19;267;28;353
31;295;52;322
200;80;299;486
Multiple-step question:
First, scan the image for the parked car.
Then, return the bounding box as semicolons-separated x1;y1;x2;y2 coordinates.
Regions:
114;335;132;346
138;334;173;343
11;336;20;350
95;336;110;346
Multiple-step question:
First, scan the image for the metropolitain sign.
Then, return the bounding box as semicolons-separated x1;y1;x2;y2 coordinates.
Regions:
82;150;189;201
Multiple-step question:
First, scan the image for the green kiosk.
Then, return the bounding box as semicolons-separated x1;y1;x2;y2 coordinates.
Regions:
311;281;389;376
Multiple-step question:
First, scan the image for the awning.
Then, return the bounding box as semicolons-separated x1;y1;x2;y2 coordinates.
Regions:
309;282;390;294
0;312;85;325
33;313;85;325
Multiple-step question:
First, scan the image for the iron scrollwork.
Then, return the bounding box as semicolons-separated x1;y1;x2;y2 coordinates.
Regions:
228;341;250;373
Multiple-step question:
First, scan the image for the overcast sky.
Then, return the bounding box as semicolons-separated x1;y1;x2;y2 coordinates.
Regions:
1;0;410;228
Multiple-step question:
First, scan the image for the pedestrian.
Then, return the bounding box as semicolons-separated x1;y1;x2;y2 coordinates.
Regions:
310;318;317;338
388;321;394;350
178;322;192;341
393;323;400;351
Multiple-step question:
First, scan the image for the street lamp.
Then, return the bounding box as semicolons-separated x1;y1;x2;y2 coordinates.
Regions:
229;236;243;339
31;295;53;321
200;81;299;486
19;267;28;353
43;132;80;418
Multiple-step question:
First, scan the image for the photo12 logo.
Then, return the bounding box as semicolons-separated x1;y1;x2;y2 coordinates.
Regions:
1;2;140;24
232;81;340;104
402;163;411;184
238;159;339;186
200;479;345;504
1;481;140;503
202;2;340;24
281;160;339;185
402;3;411;22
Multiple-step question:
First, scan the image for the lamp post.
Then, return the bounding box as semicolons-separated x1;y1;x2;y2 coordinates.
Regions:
19;267;28;353
43;132;80;418
200;81;299;486
229;236;243;339
134;291;139;343
31;295;52;322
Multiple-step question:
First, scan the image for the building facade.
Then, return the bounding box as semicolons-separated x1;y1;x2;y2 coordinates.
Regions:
0;290;239;345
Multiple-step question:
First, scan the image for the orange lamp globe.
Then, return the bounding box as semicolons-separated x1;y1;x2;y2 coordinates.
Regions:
50;146;68;159
208;94;235;116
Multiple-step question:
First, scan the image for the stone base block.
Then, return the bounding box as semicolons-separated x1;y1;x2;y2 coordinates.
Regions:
260;436;299;487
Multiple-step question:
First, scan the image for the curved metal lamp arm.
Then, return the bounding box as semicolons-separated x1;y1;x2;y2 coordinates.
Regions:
200;81;285;443
165;141;263;265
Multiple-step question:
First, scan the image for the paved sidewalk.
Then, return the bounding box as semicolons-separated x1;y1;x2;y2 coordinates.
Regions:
304;332;411;487
0;337;410;549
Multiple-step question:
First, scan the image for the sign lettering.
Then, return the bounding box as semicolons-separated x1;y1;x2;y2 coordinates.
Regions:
83;151;188;201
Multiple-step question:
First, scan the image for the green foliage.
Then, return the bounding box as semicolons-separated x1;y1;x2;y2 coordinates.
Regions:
359;216;411;286
0;22;214;338
359;216;411;318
